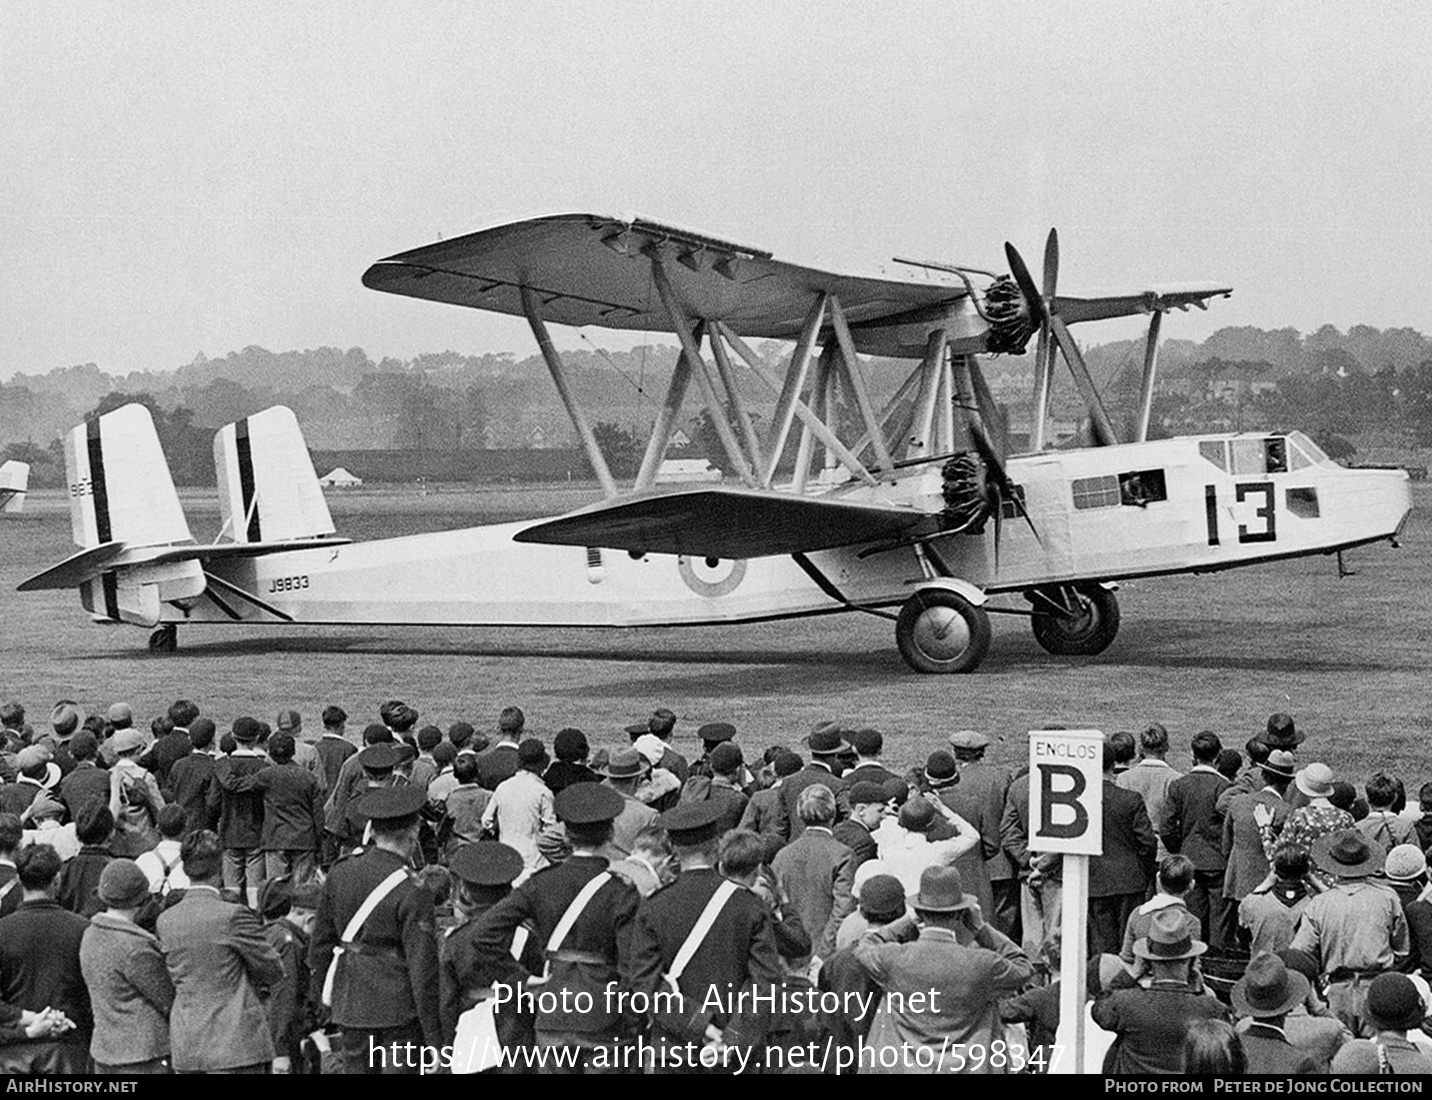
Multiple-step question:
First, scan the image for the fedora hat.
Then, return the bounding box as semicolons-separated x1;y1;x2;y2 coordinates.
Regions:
1133;907;1208;961
807;725;851;756
1312;829;1384;879
600;747;650;780
1259;749;1296;779
1231;952;1309;1019
911;866;975;913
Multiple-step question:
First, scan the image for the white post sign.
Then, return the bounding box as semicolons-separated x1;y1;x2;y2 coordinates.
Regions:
1029;729;1104;1076
1028;729;1104;856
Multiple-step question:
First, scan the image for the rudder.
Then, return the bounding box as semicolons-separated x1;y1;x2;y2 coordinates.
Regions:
0;461;28;514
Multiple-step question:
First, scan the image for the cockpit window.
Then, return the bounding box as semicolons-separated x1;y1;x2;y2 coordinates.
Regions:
1230;437;1291;476
1199;441;1228;471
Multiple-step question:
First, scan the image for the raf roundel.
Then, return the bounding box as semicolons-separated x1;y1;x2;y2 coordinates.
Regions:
677;555;747;598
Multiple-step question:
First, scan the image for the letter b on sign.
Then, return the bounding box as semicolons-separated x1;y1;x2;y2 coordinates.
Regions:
1038;763;1087;839
1028;730;1104;856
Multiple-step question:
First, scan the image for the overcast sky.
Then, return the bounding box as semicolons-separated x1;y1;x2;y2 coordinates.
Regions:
3;1;1429;381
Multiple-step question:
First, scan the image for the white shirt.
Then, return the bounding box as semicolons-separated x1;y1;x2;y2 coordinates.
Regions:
136;839;191;893
480;770;558;878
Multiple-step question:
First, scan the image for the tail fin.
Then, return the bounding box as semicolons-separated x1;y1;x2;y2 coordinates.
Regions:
213;407;334;544
66;405;193;549
0;461;29;514
65;405;201;625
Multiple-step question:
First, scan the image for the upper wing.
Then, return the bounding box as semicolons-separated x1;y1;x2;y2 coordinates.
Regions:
362;213;969;345
514;485;934;559
1053;283;1232;324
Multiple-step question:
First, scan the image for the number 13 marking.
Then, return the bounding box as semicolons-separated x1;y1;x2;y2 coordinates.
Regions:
1235;482;1276;543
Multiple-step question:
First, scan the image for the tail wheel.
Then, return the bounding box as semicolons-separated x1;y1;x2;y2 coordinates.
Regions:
148;624;178;653
895;589;992;674
1029;582;1120;655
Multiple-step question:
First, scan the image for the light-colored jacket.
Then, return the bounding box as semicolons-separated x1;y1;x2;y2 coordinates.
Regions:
79;914;174;1067
156;885;284;1071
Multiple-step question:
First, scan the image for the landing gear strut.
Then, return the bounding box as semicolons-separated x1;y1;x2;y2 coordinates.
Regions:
148;624;177;653
895;589;992;674
1027;582;1120;656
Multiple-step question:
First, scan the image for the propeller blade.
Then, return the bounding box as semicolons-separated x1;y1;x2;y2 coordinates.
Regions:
1042;228;1059;302
967;417;1040;544
1003;242;1045;326
967;357;1009;460
1050;315;1120;446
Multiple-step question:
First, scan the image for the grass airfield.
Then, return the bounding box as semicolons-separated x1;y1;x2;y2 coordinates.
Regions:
2;483;1428;783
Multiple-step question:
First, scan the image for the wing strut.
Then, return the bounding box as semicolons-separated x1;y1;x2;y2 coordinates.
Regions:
520;286;619;497
1135;309;1163;442
762;295;828;487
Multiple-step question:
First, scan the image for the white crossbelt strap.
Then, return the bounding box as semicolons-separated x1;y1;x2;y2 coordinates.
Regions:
666;879;739;987
547;872;612;953
511;924;531;960
321;868;408;1007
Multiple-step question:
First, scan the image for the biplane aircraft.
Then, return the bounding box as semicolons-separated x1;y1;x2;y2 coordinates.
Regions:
0;461;28;515
20;215;1412;672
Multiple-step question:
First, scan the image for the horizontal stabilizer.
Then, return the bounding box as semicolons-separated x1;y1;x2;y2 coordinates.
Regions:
18;536;350;592
1054;283;1232;324
515;486;931;559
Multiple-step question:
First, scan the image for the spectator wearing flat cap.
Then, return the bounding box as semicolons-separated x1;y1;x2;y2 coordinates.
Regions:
1330;972;1432;1073
771;783;856;959
601;749;659;856
473;784;643;1072
1229;952;1325;1073
678;742;748;836
777;724;850;844
309;786;441;1073
1092;908;1227;1074
1292;830;1409;1036
1383;844;1432;979
0;844;94;1072
475;707;526;791
79;859;175;1074
630;798;781;1073
106;727;164;859
163;719;218;834
480;739;561;880
1222;748;1295;917
210;718;269;908
217;732;325;886
855;864;1033;1074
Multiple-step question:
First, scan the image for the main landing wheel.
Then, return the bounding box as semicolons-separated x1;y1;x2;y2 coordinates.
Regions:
1028;582;1120;656
895;589;992;674
148;624;178;653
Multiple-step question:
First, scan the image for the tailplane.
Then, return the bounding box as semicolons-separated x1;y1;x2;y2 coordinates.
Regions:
214;406;335;543
0;461;28;514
